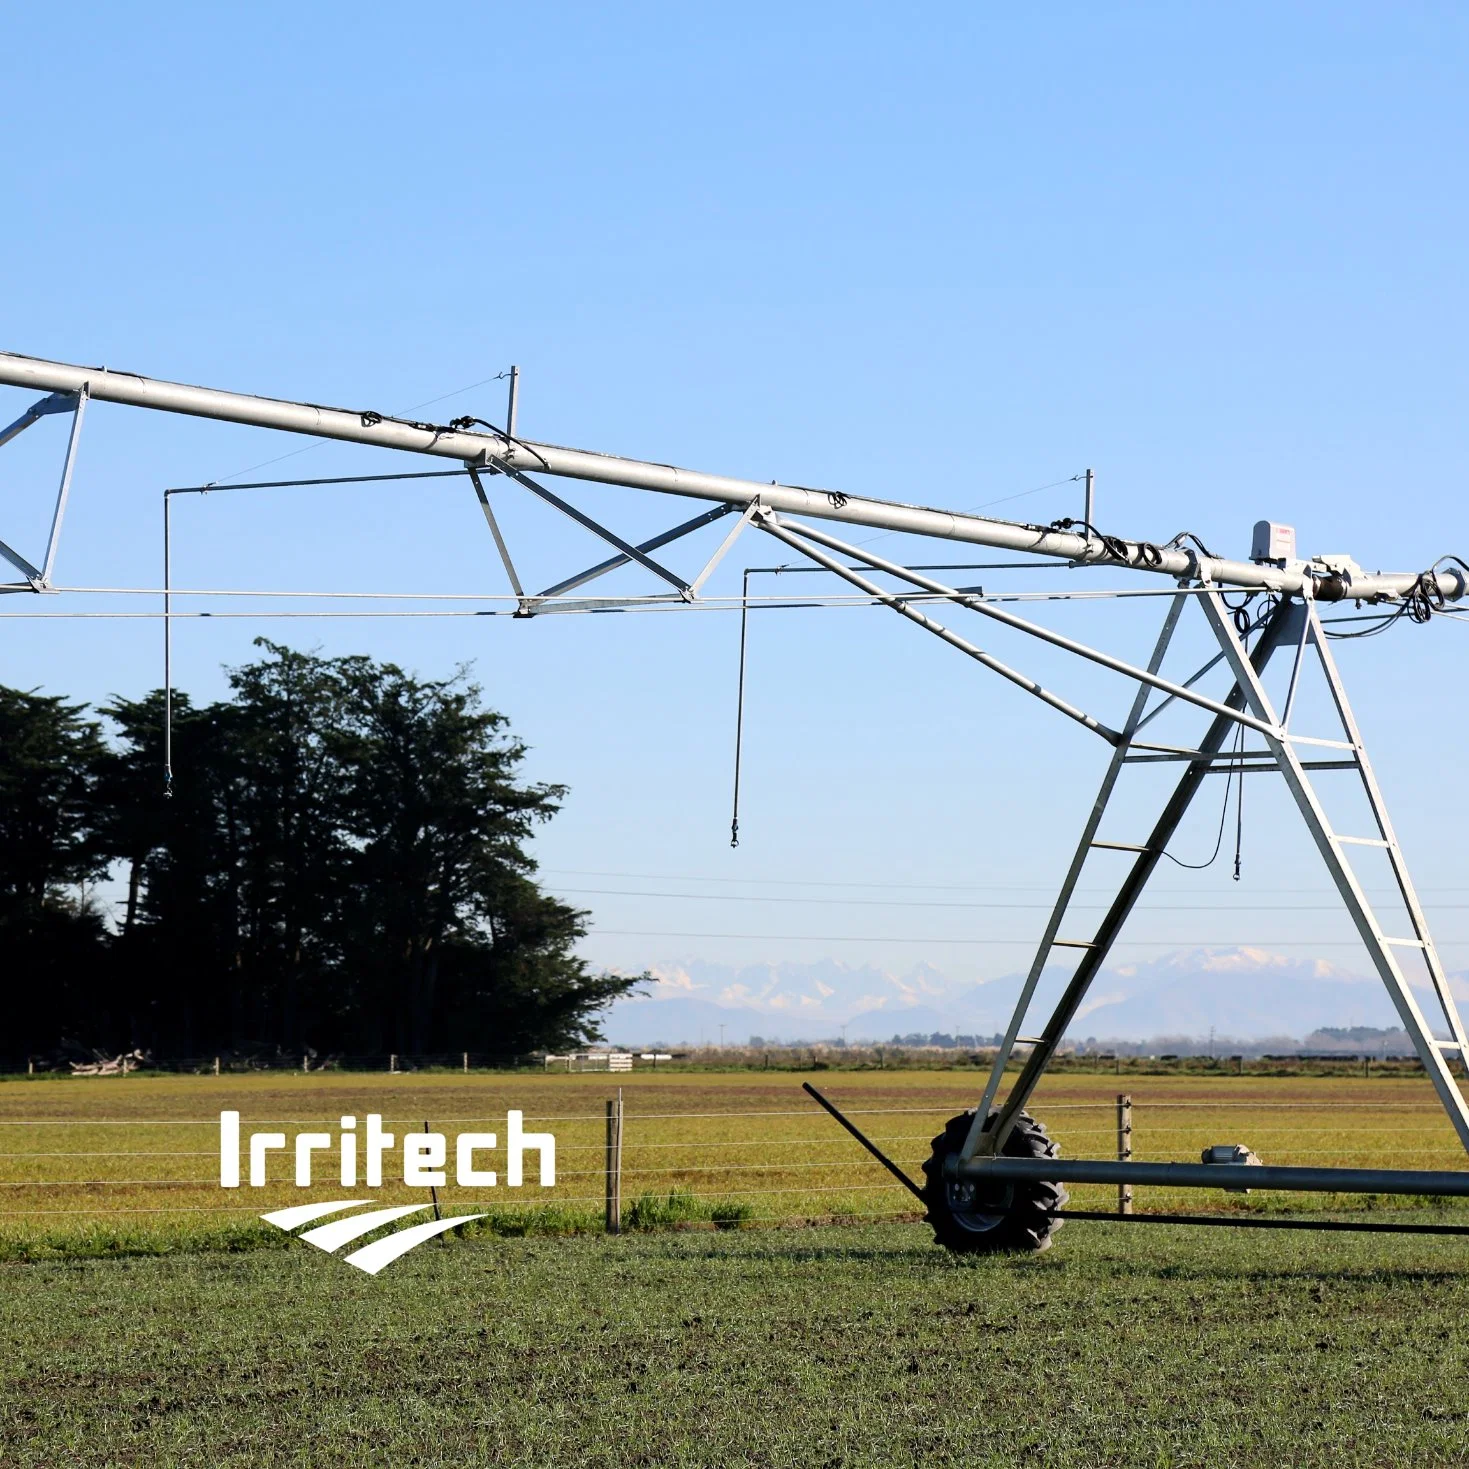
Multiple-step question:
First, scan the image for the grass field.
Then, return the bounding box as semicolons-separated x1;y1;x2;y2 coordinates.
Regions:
7;1068;1469;1464
3;1066;1468;1258
6;1218;1469;1466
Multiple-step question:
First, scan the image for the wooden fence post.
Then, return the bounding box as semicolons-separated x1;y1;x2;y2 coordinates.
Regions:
1116;1093;1133;1216
605;1091;624;1234
463;1051;469;1073
213;1056;220;1076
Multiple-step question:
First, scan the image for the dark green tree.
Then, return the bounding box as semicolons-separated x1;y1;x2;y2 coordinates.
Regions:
329;655;638;1054
66;641;642;1061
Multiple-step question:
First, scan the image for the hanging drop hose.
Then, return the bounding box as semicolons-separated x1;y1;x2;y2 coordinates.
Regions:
1159;720;1247;874
729;569;751;847
1161;605;1250;876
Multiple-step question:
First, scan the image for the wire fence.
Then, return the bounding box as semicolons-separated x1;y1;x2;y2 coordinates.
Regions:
1;1089;1466;1234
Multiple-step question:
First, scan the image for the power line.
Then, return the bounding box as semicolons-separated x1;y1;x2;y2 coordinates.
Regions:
584;929;1466;947
540;867;1469;896
547;885;1469;913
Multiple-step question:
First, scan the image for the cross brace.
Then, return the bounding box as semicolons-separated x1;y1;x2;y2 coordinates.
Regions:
747;512;1469;1165
0;386;88;592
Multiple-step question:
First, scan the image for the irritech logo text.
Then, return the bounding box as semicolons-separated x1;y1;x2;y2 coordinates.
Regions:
219;1110;555;1275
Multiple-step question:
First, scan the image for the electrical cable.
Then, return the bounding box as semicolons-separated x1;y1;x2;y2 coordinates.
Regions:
1156;720;1246;874
202;372;515;486
1165;531;1221;560
1325;555;1469;640
445;414;552;473
1048;516;1166;569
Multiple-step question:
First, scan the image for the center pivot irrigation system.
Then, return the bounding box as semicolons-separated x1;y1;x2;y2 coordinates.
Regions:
3;348;1469;1253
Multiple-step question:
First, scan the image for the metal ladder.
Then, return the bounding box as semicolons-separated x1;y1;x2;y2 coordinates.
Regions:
963;588;1469;1162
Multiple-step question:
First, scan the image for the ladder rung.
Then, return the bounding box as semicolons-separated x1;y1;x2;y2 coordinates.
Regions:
1052;939;1097;949
1090;841;1150;853
1288;735;1356;751
1015;1036;1047;1045
1383;937;1428;948
1430;1040;1464;1051
1333;835;1391;848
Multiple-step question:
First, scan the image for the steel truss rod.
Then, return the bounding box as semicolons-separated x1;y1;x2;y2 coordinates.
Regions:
531;502;735;605
489;458;692;599
0;535;42;585
0;351;1462;605
971;598;1299;1158
767;513;1282;739
0;385;87;591
0;390;75;450
753;513;1123;744
466;467;525;602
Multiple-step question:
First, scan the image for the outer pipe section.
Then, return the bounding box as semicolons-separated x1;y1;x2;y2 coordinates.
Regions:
952;1154;1469;1197
0;351;1463;605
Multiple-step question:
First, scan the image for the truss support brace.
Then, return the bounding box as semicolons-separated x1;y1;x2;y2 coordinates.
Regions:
969;590;1469;1160
466;466;527;607
754;511;1122;743
528;502;735;608
491;458;693;600
963;588;1194;1156
769;513;1281;739
1201;594;1469;1150
0;385;87;591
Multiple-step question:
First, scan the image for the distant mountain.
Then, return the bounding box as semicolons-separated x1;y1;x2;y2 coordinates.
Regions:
599;958;966;1046
598;948;1467;1047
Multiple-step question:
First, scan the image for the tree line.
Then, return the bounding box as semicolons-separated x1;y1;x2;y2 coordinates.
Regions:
0;642;639;1065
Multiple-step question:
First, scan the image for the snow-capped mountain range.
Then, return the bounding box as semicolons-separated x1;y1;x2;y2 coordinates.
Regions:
599;948;1468;1046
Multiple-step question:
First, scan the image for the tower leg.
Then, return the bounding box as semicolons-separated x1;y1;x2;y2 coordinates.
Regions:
968;596;1299;1159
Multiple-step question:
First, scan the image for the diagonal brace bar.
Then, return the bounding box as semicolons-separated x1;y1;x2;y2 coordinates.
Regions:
466;466;526;602
0;391;75;451
38;384;87;585
755;512;1122;744
532;502;735;603
0;535;43;583
687;499;759;597
491;458;693;599
775;515;1281;740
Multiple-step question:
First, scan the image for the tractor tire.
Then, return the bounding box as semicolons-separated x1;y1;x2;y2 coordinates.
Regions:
921;1109;1068;1254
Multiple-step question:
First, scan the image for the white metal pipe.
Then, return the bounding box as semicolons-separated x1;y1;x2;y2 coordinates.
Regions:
0;350;1463;605
952;1155;1469;1196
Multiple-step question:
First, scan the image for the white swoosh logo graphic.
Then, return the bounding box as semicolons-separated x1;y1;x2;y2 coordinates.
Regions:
341;1214;488;1275
260;1198;486;1274
300;1204;433;1251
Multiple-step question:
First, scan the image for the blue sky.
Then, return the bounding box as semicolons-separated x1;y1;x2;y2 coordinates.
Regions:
3;3;1468;995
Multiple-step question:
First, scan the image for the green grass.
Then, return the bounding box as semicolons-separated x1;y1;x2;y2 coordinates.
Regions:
5;1219;1469;1466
